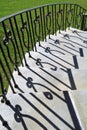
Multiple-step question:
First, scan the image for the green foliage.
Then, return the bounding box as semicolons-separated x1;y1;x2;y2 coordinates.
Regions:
0;0;87;18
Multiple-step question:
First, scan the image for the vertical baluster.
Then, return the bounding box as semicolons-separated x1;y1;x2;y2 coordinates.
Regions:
9;18;23;67
72;4;75;27
0;42;18;90
75;5;78;28
34;9;41;46
0;73;6;101
76;5;79;28
48;5;50;38
8;19;22;73
77;6;80;28
40;7;44;41
59;4;61;32
1;21;8;39
79;7;82;29
46;5;51;38
73;4;76;28
63;4;65;30
34;9;38;50
54;4;57;35
72;4;74;27
13;16;28;66
26;11;33;56
20;13;30;63
65;3;68;29
52;5;54;34
0;72;10;105
81;9;87;30
42;6;47;41
29;10;36;51
0;57;15;94
69;4;71;27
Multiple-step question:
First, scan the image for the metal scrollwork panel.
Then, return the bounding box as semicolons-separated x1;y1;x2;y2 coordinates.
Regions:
3;30;18;65
76;12;84;29
46;12;51;35
66;9;74;27
34;15;41;42
56;9;63;31
20;21;30;50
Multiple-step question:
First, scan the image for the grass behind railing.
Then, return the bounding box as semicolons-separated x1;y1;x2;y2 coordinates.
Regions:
0;0;87;18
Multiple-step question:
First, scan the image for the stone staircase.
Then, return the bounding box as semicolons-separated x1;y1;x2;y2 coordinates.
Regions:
0;27;87;130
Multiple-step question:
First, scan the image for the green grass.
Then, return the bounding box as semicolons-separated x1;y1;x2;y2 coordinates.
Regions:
0;0;87;18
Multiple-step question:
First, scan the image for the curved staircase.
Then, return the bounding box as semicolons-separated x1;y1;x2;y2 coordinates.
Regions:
0;3;87;130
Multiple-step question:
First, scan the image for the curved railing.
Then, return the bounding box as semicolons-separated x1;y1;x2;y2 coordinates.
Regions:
0;3;87;102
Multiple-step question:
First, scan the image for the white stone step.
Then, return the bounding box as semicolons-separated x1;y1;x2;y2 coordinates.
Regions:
8;67;87;93
69;90;87;130
66;27;87;38
36;41;87;57
46;35;87;56
66;27;87;33
0;91;81;130
57;28;87;41
24;52;87;69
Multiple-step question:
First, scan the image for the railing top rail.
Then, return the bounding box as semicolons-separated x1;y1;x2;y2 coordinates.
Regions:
0;2;86;22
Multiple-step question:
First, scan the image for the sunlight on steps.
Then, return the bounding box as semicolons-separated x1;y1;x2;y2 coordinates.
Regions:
0;27;87;130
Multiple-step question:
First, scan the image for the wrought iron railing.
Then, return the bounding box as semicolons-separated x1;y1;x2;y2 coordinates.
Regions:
0;3;87;103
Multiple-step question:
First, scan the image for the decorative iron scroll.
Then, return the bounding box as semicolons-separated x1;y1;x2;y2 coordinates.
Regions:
76;12;84;28
3;30;18;65
66;9;74;27
0;72;10;105
34;15;41;44
46;12;51;37
20;21;30;49
57;9;63;31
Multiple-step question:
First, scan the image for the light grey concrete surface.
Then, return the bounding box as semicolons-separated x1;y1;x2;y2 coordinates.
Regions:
69;90;87;130
24;52;87;69
57;28;87;40
8;67;87;94
46;35;87;54
1;27;87;130
0;92;76;130
36;41;82;56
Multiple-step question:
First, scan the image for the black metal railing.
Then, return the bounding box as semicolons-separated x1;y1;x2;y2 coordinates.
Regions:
0;3;87;102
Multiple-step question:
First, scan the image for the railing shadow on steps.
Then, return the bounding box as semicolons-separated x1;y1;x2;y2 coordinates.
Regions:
0;2;87;107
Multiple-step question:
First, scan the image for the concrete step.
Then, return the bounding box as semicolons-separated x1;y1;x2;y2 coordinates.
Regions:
66;27;87;38
57;28;87;41
69;89;87;130
8;67;87;93
0;91;82;130
36;41;87;57
1;27;87;130
24;52;87;69
46;35;87;56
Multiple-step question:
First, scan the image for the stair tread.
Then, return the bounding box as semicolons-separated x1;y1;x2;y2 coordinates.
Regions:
23;51;87;69
36;41;87;57
0;91;82;130
46;34;87;52
8;66;87;93
1;26;87;130
69;89;87;130
57;28;87;40
66;27;87;38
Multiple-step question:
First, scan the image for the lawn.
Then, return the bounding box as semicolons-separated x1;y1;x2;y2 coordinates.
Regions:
0;0;87;18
